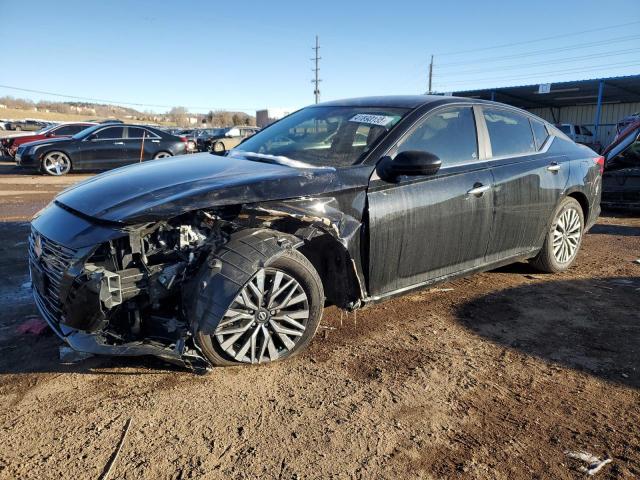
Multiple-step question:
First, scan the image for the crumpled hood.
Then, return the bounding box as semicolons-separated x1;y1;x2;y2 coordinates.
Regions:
56;153;370;223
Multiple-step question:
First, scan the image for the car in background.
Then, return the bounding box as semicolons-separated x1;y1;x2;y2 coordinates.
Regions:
3;122;96;158
555;123;601;152
200;126;260;153
15;124;188;175
615;112;640;135
4;119;50;131
601;119;640;208
27;96;601;368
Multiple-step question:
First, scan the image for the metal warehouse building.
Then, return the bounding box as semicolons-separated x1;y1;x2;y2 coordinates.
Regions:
450;74;640;149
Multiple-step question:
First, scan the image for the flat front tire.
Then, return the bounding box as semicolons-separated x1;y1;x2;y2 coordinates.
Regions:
195;248;324;366
530;197;584;273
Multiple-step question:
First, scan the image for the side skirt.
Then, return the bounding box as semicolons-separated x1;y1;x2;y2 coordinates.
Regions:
361;249;538;306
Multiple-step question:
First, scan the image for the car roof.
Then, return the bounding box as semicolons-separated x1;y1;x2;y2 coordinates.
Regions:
314;95;458;109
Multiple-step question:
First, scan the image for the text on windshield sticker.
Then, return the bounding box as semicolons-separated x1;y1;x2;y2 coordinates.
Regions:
349;114;396;127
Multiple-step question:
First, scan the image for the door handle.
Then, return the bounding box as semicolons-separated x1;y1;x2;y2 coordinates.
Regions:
467;184;491;197
547;162;561;172
113;141;124;145
151;140;160;143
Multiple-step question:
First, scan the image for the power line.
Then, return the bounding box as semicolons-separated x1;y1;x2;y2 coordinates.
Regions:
311;35;322;104
0;84;257;112
437;20;640;56
437;34;640;68
436;48;638;77
436;61;640;88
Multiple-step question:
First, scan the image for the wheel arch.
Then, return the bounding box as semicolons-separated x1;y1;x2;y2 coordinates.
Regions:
565;189;590;222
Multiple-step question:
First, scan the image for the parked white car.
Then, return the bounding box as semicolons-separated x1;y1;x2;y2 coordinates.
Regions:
556;123;601;152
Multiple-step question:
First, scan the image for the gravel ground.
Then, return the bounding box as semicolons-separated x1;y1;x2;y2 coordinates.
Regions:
0;161;638;479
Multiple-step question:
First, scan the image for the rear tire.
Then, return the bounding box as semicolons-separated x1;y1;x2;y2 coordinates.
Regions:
194;245;324;367
530;197;584;273
153;151;172;159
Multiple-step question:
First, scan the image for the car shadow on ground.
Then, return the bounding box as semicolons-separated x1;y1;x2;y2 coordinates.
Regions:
455;276;640;389
589;223;640;237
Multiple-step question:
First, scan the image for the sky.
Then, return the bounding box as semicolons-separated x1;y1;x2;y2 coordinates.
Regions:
1;0;639;114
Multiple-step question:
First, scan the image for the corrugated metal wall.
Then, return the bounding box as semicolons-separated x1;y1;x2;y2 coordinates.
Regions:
527;102;640;148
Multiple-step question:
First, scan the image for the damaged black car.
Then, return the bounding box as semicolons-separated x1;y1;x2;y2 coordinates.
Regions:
602;118;640;208
29;96;602;370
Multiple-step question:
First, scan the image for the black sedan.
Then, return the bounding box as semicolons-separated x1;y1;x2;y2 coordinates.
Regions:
28;96;601;370
16;124;188;175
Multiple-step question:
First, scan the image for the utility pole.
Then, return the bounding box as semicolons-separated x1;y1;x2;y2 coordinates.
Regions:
427;54;434;94
311;35;322;104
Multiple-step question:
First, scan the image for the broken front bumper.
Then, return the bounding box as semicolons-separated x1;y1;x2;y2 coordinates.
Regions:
28;202;187;363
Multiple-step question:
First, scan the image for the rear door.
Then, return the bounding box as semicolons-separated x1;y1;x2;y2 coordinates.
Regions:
80;126;126;170
367;105;494;296
482;107;570;261
123;127;161;162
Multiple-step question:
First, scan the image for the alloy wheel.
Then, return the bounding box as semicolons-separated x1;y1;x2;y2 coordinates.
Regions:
43;152;71;176
154;152;172;159
552;207;581;263
214;268;310;364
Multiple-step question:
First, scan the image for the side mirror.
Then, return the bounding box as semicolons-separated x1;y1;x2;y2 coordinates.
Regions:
379;150;441;180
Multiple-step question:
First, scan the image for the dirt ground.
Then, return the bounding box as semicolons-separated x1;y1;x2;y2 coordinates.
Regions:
0;160;638;479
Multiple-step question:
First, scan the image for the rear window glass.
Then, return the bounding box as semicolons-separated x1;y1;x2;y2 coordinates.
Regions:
483;108;535;157
530;120;549;150
558;125;572;135
128;127;150;138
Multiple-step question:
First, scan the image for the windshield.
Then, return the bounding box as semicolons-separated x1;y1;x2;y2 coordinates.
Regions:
232;106;408;167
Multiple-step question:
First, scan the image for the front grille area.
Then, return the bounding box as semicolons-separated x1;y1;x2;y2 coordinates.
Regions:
28;229;78;324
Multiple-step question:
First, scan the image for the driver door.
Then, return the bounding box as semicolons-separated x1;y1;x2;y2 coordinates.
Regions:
81;126;126;170
366;105;494;296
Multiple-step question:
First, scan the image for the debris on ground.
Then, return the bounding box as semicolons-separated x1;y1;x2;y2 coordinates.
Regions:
59;346;93;363
565;450;613;476
16;317;48;335
99;417;133;480
428;287;455;293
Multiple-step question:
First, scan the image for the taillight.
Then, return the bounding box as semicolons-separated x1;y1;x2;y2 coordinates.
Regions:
594;156;605;174
179;136;188;143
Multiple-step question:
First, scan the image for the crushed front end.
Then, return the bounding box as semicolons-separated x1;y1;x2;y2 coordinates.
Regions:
28;202;235;371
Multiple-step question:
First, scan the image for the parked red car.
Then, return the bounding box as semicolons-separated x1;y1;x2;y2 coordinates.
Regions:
2;122;95;158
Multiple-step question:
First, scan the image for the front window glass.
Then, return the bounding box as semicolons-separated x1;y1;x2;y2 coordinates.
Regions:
92;126;124;139
233;106;407;167
396;106;478;166
483;108;535;157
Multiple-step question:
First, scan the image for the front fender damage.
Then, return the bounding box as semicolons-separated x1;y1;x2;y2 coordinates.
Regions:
46;193;366;371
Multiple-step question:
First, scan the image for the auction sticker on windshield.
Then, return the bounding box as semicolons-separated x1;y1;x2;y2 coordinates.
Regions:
349;114;397;127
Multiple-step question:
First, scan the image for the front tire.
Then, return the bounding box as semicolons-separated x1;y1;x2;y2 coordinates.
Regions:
41;151;72;176
195;248;324;366
530;197;584;273
212;141;226;154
